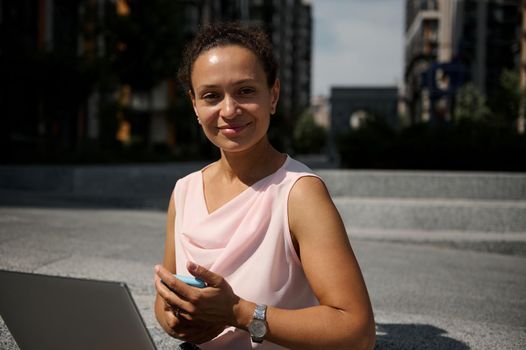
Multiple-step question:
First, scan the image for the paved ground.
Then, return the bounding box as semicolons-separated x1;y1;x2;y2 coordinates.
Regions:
0;202;525;349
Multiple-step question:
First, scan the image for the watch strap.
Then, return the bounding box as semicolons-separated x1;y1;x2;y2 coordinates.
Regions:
249;304;268;343
253;304;267;321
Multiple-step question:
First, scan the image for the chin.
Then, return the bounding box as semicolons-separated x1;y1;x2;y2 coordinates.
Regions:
210;132;268;154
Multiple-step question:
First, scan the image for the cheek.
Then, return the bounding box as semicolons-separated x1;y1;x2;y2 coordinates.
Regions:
245;100;271;115
195;106;218;123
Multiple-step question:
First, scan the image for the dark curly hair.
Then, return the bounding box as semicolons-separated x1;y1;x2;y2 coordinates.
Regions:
178;22;279;94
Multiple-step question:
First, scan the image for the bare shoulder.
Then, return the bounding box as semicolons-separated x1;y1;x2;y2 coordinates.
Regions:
288;175;335;220
288;175;346;243
289;175;330;204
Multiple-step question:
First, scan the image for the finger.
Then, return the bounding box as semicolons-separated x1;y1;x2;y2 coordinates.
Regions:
155;265;180;290
164;299;178;313
164;300;171;311
187;261;223;287
155;277;194;314
153;270;160;285
167;318;197;342
155;265;196;299
155;273;175;296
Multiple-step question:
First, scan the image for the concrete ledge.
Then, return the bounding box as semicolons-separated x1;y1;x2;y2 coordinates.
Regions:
318;170;526;200
2;165;525;200
335;197;526;232
2;165;525;234
0;163;206;195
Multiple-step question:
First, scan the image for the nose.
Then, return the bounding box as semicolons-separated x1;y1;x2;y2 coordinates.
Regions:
219;95;238;119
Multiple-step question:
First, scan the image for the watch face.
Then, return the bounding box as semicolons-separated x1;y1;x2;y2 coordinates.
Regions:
249;319;267;338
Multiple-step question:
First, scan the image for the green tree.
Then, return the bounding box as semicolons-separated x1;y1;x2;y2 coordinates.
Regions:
454;82;491;122
500;69;520;104
293;111;326;154
491;69;521;127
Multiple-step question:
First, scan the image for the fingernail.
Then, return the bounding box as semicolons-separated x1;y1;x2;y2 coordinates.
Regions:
154;265;160;273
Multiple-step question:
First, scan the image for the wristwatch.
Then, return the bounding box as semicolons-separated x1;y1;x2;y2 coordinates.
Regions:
248;304;268;343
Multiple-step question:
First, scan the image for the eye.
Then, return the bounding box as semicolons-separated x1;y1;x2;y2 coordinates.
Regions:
238;87;255;96
201;92;220;102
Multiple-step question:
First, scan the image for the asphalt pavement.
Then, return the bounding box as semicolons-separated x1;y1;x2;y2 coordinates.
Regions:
0;198;525;349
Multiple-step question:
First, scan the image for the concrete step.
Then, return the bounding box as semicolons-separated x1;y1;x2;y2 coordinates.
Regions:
333;197;526;233
318;170;526;200
2;165;525;201
348;228;526;256
2;165;525;234
0;163;205;194
0;188;170;210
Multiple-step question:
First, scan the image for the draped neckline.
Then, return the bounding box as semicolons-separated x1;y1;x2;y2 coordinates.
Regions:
199;155;290;216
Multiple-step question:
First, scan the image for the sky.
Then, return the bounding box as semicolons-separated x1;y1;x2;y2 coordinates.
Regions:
311;0;405;97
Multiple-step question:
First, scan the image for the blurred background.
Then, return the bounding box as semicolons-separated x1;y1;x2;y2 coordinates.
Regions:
1;0;525;171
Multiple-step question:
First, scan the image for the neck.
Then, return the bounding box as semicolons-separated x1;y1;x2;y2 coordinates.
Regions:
217;137;285;185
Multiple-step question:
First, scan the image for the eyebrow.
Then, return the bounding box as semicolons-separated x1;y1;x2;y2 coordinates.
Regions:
196;79;258;92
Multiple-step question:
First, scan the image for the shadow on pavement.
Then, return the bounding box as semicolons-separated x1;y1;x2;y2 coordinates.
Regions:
375;323;470;350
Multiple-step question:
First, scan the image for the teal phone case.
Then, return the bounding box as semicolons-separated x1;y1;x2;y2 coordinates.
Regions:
174;275;206;288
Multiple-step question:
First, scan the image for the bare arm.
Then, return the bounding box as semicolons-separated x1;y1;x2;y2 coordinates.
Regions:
254;175;375;349
154;193;177;334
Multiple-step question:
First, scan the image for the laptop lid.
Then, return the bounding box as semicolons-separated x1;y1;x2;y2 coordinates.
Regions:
0;270;157;350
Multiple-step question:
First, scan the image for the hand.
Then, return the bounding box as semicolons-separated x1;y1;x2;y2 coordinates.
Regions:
154;267;225;343
155;263;241;325
164;317;225;344
186;261;242;325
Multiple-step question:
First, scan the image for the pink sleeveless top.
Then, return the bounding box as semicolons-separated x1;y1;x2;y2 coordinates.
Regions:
173;156;319;349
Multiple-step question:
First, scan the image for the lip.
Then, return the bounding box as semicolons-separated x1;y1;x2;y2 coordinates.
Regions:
217;122;251;135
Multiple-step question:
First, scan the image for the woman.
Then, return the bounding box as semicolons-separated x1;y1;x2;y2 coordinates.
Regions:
154;22;375;350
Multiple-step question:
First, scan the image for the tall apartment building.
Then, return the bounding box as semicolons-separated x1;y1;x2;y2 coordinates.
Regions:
404;0;522;124
404;0;440;123
1;0;312;161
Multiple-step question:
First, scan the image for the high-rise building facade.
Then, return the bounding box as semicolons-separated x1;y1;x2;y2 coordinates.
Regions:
404;0;441;123
1;0;312;162
404;0;522;124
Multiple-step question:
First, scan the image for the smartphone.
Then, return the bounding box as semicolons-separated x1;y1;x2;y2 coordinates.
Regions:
162;274;206;289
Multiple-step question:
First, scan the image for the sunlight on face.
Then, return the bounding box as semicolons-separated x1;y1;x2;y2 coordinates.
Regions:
208;54;220;64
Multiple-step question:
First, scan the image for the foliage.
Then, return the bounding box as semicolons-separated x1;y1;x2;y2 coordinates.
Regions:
337;116;397;169
337;118;526;171
337;70;526;171
488;68;522;127
292;111;327;154
454;82;491;122
266;108;291;153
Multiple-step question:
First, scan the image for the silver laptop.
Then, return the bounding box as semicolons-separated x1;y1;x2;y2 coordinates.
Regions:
0;270;157;350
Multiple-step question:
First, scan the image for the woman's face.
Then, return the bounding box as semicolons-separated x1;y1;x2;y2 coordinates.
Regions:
190;45;280;154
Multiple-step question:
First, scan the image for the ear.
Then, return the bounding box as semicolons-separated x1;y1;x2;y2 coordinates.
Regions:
189;90;199;117
270;79;280;115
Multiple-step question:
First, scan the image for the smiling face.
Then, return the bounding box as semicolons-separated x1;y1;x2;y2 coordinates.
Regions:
190;45;280;154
